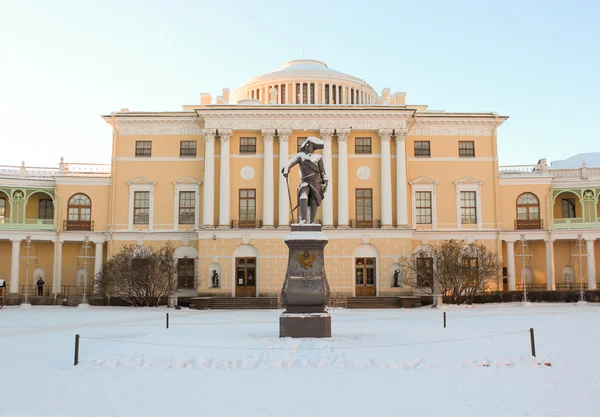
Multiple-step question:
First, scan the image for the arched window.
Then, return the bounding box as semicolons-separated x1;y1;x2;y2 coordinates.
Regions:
67;193;92;230
516;193;541;229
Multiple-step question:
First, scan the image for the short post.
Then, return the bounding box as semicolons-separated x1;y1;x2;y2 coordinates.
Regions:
530;328;536;357
443;312;446;328
74;334;80;366
166;312;169;329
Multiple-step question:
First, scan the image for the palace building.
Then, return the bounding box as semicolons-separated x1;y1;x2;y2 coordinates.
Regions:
0;59;598;302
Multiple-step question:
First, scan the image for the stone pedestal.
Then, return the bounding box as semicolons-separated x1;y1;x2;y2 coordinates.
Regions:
279;224;331;338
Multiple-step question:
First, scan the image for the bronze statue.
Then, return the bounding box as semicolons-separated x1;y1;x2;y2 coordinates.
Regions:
211;270;219;288
281;137;328;224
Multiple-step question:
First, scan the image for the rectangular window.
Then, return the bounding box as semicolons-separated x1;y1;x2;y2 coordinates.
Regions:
239;189;256;220
133;191;150;224
38;199;53;220
325;84;330;104
355;137;372;154
462;257;479;284
295;83;301;104
414;141;431;157
280;85;286;104
297;137;307;153
302;83;308;104
355;189;373;221
135;141;152;157
0;197;5;219
240;137;256;154
180;141;197;157
178;191;195;225
562;198;576;218
459;141;475;157
416;257;433;287
177;258;195;289
460;191;477;224
415;191;432;224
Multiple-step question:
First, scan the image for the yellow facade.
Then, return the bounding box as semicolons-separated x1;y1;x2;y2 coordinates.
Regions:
1;59;598;299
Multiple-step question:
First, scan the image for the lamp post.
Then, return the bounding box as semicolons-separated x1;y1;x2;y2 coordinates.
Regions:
77;236;93;308
20;236;35;307
573;234;587;303
517;234;532;305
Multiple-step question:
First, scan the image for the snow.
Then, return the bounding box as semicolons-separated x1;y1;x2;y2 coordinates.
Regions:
0;303;598;416
550;152;600;169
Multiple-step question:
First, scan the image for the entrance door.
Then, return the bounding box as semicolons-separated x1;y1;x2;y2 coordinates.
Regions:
355;258;376;296
235;257;256;297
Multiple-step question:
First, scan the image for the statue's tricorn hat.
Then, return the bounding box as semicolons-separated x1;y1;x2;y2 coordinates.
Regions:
300;136;325;151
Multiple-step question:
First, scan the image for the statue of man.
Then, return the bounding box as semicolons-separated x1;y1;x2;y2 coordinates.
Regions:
282;137;328;224
211;270;219;288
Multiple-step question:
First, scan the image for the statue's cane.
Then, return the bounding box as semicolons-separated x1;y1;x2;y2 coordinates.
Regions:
285;174;296;224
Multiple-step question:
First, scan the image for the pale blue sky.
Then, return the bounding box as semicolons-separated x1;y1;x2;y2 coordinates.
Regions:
0;0;598;167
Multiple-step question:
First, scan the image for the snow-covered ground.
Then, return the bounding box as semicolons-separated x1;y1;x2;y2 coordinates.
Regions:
0;303;598;417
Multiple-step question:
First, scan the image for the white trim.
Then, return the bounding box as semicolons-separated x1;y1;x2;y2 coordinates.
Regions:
173;184;200;231
410;177;437;230
454;179;483;230
231;244;260;297
114;157;204;162
408;157;494;162
352;244;380;296
128;183;155;231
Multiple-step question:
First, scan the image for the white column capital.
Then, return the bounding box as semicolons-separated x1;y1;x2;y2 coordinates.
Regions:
320;128;335;140
203;129;216;143
261;129;276;142
378;128;394;142
218;129;232;143
394;128;408;142
336;129;350;142
277;129;292;142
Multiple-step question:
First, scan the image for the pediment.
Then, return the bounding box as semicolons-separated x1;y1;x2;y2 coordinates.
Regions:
409;176;438;185
126;176;156;185
172;176;202;185
453;176;483;185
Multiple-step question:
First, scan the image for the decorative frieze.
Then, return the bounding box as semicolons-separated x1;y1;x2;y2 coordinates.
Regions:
117;120;202;136
409;126;494;136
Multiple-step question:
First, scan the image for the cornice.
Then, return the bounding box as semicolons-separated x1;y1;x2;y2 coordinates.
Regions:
115;119;203;136
410;120;498;136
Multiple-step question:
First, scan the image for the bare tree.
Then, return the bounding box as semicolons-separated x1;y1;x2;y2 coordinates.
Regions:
402;240;502;304
95;243;177;307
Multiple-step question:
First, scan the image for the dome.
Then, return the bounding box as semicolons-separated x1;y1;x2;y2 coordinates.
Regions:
231;60;378;105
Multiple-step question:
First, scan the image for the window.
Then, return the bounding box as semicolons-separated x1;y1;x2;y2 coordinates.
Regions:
459;141;475;157
460;191;477;224
325;84;330;104
517;193;540;220
177;258;195;289
38;199;53;220
355;138;372;154
68;194;91;221
134;191;150;224
240;137;256;154
416;257;433;287
355;189;373;221
239;189;256;220
295;83;301;104
355;258;376;286
178;191;195;224
135;141;152;157
414;141;431;157
280;85;286;104
180;141;197;157
297;137;307;153
562;198;576;218
415;191;432;224
462;257;479;284
302;83;308;104
0;197;5;219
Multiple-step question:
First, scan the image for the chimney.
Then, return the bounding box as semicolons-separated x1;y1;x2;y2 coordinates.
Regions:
222;88;230;104
216;96;225;105
200;93;212;105
388;94;397;105
395;92;406;105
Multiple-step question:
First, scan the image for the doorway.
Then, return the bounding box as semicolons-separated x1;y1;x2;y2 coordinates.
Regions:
235;257;256;297
355;257;376;296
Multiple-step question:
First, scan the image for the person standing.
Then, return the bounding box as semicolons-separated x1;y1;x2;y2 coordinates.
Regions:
36;277;45;296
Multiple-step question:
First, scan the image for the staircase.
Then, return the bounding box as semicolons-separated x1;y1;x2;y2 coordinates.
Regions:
209;297;278;310
346;296;402;309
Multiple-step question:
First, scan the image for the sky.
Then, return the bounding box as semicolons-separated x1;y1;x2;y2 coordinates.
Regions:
0;0;598;167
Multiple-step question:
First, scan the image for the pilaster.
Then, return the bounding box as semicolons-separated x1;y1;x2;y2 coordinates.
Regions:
262;129;276;228
218;129;232;229
337;129;350;228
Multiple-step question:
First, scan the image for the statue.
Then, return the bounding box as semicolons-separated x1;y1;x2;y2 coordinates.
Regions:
392;269;400;287
281;137;328;224
211;270;219;288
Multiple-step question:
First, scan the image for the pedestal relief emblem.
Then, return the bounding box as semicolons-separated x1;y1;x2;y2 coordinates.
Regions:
297;249;316;270
357;166;371;180
240;166;255;180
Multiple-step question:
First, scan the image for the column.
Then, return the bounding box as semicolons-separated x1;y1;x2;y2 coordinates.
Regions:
320;129;335;228
299;83;303;104
342;85;346;104
586;239;596;289
313;83;317;104
337;129;350;228
329;83;333;105
506;240;516;291
322;83;326;104
9;239;21;293
379;129;393;228
277;129;292;228
218;129;232;228
395;129;409;227
293;82;297;104
52;240;63;294
94;241;103;294
202;130;216;227
335;85;339;105
545;239;556;290
262;129;275;228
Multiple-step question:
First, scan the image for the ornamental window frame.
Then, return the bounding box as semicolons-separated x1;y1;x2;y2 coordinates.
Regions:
410;177;438;229
454;177;483;229
173;177;201;230
127;177;156;231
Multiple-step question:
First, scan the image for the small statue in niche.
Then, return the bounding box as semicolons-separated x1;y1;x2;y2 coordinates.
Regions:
211;270;219;288
392;269;401;287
